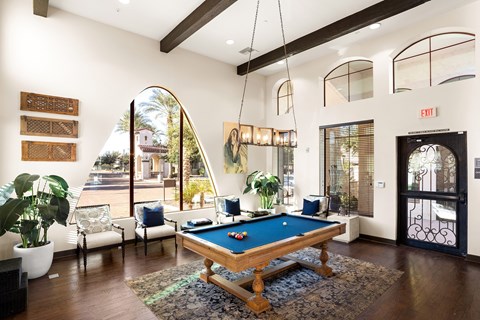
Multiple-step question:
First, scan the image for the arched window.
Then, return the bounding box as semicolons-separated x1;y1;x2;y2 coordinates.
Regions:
77;87;216;219
277;80;293;115
393;32;475;93
324;60;373;107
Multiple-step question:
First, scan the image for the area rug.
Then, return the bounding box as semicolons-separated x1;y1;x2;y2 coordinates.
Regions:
125;247;403;320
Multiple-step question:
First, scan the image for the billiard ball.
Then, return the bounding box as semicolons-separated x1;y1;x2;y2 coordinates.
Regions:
283;222;287;226
242;231;247;236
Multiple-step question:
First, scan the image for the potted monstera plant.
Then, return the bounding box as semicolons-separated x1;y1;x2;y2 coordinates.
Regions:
0;173;71;279
243;170;282;210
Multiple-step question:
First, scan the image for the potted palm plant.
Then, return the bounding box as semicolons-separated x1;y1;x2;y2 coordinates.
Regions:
0;173;71;279
243;170;282;210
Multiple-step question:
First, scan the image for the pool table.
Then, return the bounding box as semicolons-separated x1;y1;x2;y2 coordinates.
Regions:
176;213;346;314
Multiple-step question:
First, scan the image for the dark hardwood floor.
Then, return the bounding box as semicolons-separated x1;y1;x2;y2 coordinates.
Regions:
7;239;480;320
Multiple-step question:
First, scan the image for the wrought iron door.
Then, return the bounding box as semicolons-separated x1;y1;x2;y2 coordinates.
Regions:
397;132;467;256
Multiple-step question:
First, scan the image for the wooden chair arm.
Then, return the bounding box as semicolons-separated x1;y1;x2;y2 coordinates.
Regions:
164;217;178;231
134;218;147;228
112;223;124;231
218;210;233;217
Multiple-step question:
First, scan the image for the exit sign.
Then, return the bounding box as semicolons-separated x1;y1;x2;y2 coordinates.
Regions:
419;107;437;118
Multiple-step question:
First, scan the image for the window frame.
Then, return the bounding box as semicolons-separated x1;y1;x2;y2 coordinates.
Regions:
277;80;293;115
319;120;374;217
127;88;216;216
393;32;475;93
323;59;373;107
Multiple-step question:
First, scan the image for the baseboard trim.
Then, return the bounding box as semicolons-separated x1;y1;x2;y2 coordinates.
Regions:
359;234;397;246
466;254;480;264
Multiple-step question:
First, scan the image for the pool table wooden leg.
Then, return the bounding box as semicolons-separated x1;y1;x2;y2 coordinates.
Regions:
200;258;215;282
318;241;333;277
247;262;271;314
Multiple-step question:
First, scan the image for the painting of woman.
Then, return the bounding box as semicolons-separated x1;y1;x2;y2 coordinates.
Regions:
224;122;248;173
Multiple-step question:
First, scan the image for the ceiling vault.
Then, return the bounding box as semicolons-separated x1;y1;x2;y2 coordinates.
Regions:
236;0;431;75
160;0;238;53
33;0;49;17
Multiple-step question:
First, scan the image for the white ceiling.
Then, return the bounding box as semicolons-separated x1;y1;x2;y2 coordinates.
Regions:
49;0;477;75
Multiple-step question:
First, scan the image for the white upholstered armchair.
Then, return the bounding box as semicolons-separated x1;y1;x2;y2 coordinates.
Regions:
74;204;125;270
133;201;177;255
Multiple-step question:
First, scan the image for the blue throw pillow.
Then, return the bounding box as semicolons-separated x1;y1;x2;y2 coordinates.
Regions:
225;199;241;216
143;206;164;227
302;199;319;216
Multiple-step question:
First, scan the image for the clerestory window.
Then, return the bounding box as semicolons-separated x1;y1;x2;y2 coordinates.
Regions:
393;32;475;93
324;60;373;107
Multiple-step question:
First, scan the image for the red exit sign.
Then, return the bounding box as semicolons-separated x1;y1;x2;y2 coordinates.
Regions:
419;107;437;118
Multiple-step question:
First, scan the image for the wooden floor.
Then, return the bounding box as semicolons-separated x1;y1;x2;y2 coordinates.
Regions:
7;239;480;320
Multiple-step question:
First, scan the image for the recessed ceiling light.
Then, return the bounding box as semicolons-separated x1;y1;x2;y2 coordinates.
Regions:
277;60;285;65
118;0;130;4
369;23;381;30
226;39;235;45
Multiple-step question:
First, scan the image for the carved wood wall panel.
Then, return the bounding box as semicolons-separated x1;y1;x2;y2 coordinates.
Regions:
20;116;78;138
20;92;79;116
22;141;76;162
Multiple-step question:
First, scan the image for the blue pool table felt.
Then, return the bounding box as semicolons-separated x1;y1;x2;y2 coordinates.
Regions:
185;214;338;253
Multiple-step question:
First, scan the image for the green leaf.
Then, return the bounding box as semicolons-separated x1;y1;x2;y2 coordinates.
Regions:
50;197;69;226
0;199;29;236
14;173;40;198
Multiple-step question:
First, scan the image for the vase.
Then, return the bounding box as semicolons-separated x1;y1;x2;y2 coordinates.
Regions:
13;241;54;279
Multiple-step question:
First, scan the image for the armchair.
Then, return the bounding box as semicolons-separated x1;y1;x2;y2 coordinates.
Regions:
133;201;177;255
292;195;330;218
74;204;125;270
214;195;253;224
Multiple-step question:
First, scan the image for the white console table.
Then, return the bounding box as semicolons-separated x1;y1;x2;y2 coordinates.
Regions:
327;214;360;243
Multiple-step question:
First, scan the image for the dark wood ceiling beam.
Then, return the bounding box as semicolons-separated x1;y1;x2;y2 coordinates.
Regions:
33;0;49;17
160;0;237;53
237;0;431;75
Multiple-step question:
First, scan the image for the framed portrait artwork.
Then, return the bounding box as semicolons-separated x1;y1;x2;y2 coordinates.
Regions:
223;122;248;174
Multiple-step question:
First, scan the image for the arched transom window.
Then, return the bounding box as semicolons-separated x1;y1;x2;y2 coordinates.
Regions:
393;32;475;93
277;80;293;115
324;60;373;107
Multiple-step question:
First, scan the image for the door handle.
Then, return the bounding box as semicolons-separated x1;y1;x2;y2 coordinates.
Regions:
458;190;467;204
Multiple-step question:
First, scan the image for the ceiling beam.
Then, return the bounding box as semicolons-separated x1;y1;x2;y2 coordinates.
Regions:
33;0;49;17
160;0;237;53
237;0;431;75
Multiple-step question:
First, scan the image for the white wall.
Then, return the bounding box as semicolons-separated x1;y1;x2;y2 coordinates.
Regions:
0;0;267;258
266;1;480;256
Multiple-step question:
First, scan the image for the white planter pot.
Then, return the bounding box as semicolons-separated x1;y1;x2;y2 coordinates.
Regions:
13;241;54;279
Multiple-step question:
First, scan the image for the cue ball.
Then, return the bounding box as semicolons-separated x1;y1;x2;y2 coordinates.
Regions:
283;222;287;226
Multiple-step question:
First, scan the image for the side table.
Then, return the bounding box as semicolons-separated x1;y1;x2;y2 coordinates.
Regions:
327;214;360;243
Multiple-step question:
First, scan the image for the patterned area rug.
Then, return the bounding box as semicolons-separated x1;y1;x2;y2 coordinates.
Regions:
125;247;403;320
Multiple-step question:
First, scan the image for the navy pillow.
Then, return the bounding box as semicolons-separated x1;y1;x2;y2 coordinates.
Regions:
143;206;164;227
302;199;319;216
225;199;241;216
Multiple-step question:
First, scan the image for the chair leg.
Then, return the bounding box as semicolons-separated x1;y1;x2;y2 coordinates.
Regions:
82;247;87;270
122;243;125;262
143;239;148;256
134;234;138;246
82;237;87;270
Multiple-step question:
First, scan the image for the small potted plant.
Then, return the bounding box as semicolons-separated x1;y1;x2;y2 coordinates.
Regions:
0;173;71;279
243;170;282;211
